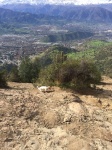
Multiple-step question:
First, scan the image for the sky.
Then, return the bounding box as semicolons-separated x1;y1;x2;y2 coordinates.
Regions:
0;0;112;5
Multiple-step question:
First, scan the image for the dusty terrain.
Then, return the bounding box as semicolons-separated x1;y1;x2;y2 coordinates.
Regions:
0;76;112;150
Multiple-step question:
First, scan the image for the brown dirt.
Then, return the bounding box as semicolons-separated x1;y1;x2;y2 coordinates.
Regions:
0;76;112;150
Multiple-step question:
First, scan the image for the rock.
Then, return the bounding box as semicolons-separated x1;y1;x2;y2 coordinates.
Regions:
68;102;84;114
67;139;93;150
63;114;72;123
43;111;60;128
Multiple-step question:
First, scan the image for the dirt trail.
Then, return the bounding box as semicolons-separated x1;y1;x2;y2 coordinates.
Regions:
0;76;112;150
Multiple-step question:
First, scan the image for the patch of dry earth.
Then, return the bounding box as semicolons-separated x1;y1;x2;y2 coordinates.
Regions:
0;77;112;150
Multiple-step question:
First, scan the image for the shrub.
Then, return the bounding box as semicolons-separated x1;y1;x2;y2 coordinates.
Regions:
19;57;40;83
60;59;101;89
95;45;112;78
0;70;7;88
37;64;60;86
8;66;20;82
37;59;101;89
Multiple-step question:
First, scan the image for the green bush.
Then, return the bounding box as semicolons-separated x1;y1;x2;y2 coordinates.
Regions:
37;63;60;86
0;71;7;88
58;59;101;89
37;59;101;89
8;66;20;82
19;57;40;83
95;45;112;78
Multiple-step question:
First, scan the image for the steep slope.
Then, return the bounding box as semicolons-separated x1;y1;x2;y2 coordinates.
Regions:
66;6;112;22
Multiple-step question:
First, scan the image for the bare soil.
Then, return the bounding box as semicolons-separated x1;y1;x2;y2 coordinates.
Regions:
0;76;112;150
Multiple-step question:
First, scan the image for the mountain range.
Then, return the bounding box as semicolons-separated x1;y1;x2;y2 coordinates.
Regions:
0;7;62;24
0;7;40;24
1;4;112;24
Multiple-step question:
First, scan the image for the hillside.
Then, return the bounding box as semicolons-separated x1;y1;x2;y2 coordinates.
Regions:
70;6;112;23
0;76;112;149
67;40;112;77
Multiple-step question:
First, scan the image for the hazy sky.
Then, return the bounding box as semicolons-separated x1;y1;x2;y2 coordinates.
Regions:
0;0;112;4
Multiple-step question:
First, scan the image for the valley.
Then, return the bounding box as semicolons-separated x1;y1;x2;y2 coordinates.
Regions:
0;2;112;150
0;4;112;66
0;22;112;66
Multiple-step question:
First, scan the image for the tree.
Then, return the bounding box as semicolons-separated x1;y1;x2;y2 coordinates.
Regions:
19;57;33;82
19;57;40;83
37;63;60;86
8;66;20;82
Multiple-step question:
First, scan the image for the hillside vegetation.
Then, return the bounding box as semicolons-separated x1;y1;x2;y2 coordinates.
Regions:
0;45;101;90
68;40;112;77
43;31;93;42
0;70;7;88
1;40;111;90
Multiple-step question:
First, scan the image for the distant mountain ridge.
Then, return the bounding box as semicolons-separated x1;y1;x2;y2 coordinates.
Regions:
0;8;39;24
0;7;62;24
1;4;112;23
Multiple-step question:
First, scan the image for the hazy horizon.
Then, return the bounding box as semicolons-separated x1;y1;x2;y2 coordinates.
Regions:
0;0;112;5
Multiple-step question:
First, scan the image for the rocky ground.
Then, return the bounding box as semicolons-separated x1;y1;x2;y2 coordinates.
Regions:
0;76;112;150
